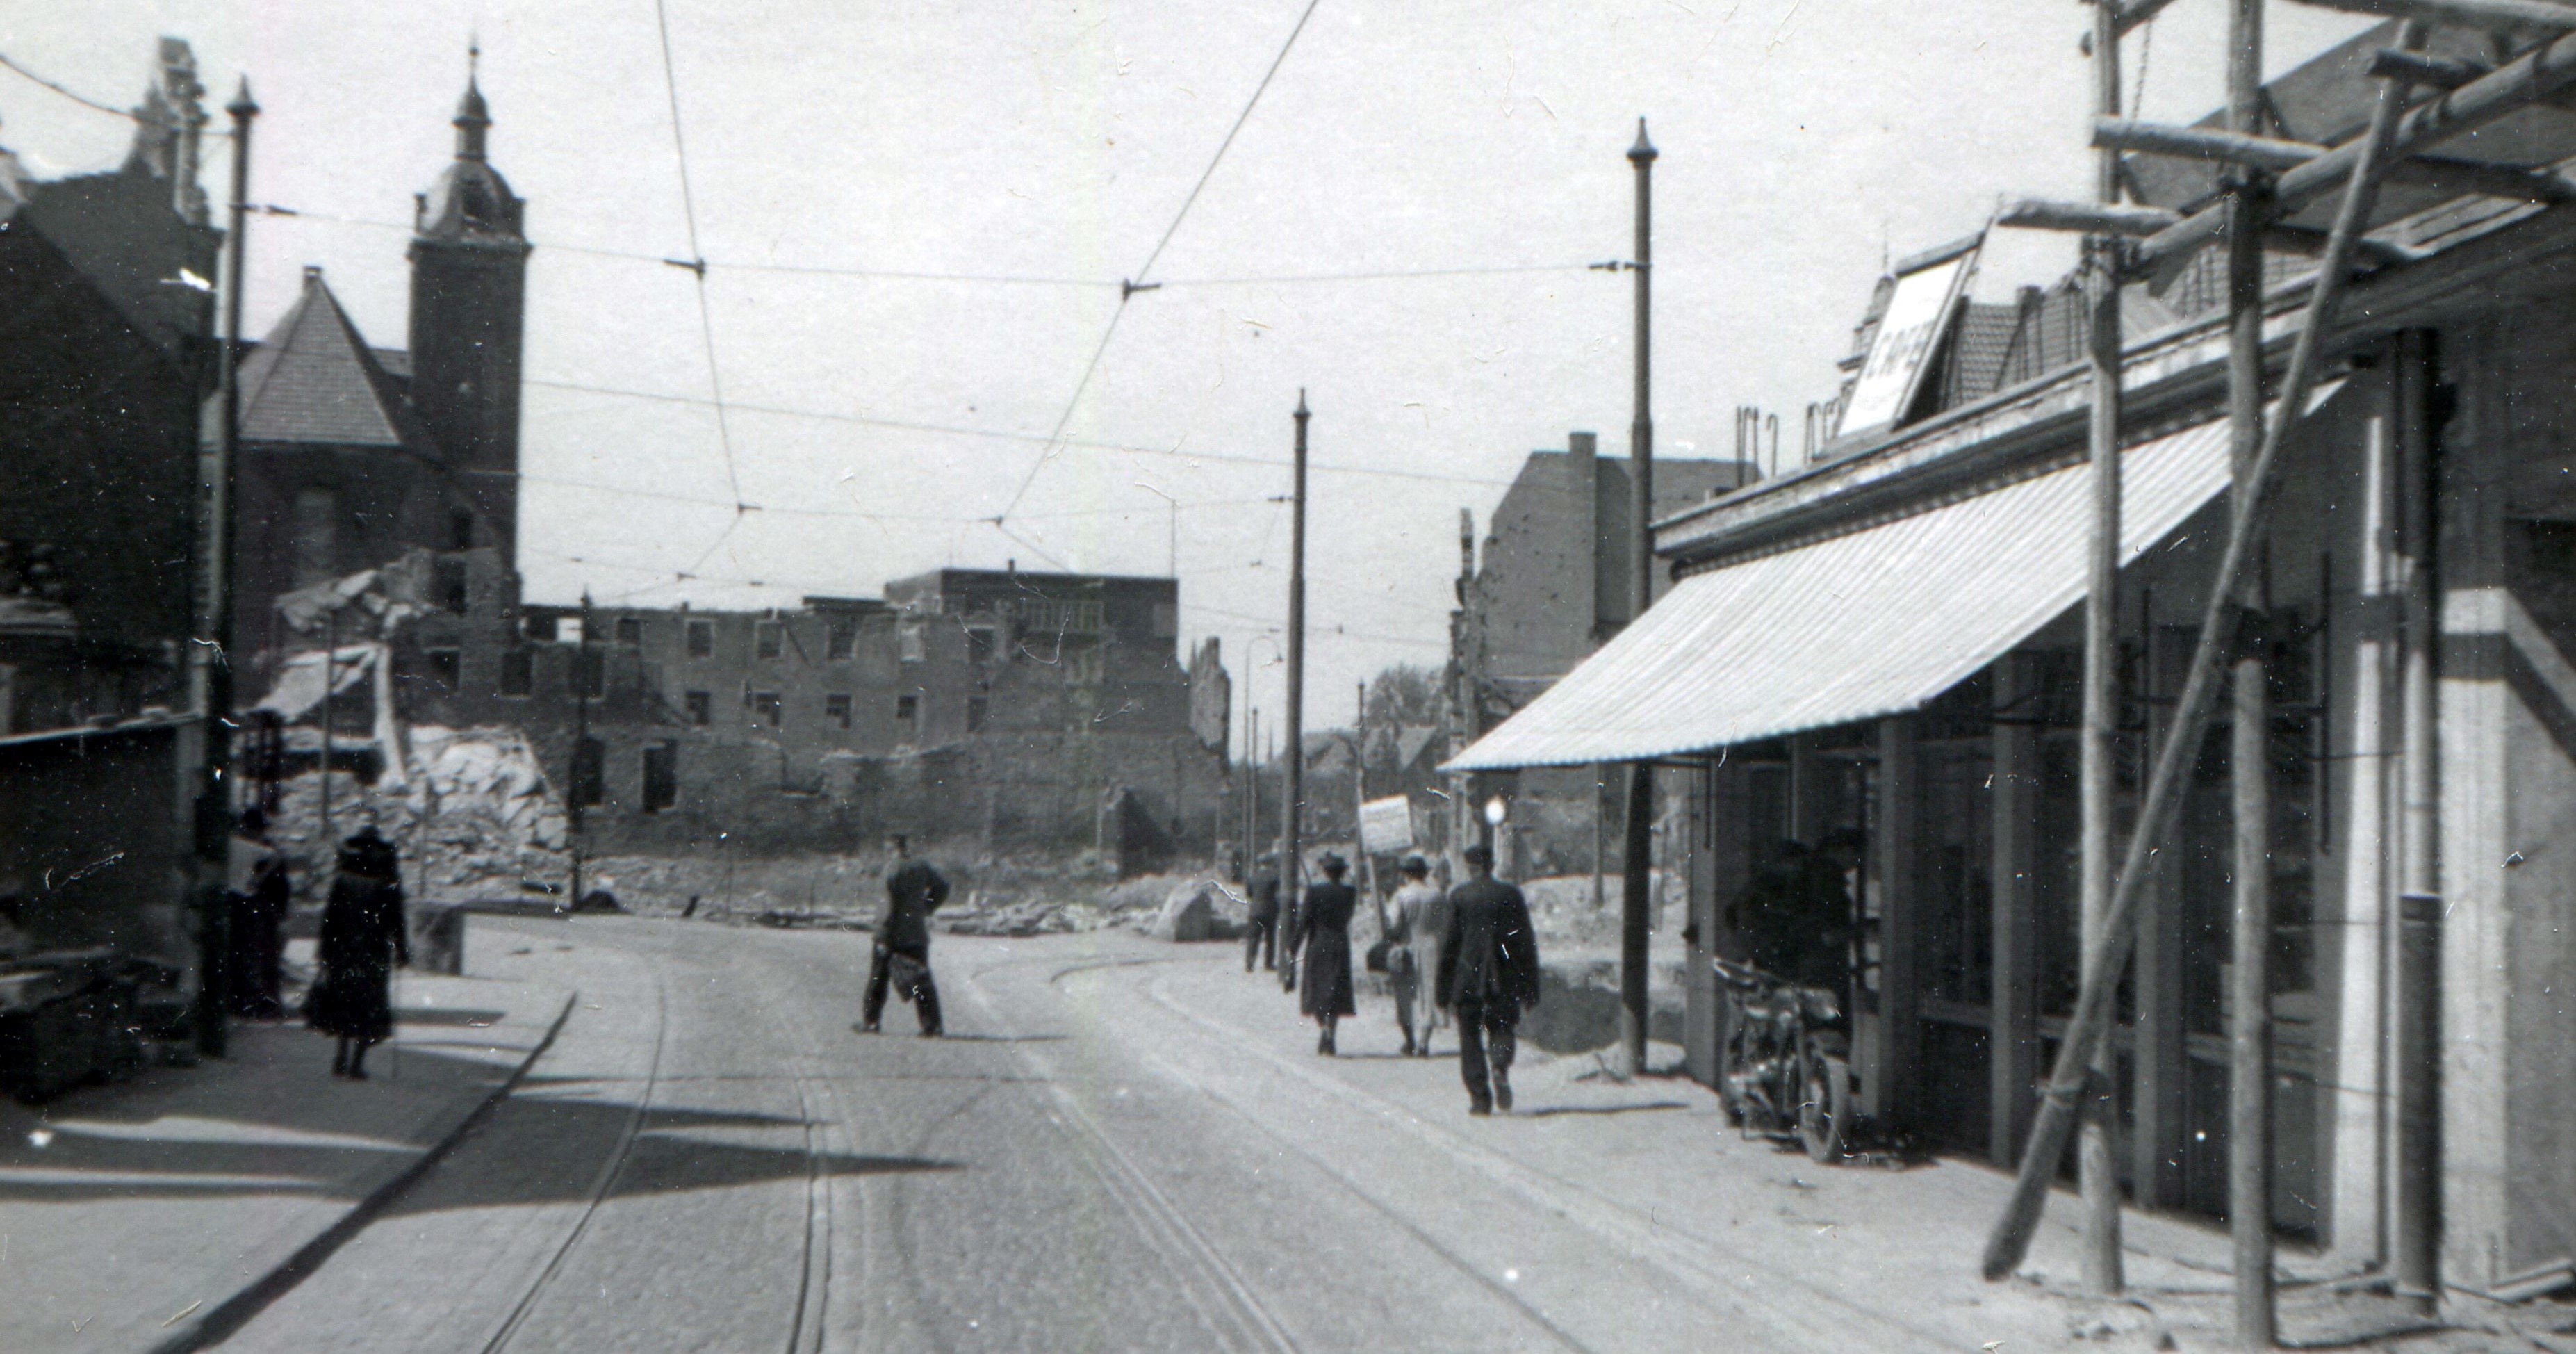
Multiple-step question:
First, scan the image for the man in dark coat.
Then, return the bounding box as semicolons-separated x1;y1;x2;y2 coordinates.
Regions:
225;808;291;1018
1297;854;1359;1055
1436;842;1541;1116
1244;850;1281;972
863;833;950;1036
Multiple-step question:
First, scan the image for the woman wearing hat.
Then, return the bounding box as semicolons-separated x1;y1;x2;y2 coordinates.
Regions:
1386;854;1448;1057
309;825;409;1079
1295;853;1359;1054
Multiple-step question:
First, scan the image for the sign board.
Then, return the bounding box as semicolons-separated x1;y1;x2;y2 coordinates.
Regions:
1359;795;1416;855
1834;235;1982;441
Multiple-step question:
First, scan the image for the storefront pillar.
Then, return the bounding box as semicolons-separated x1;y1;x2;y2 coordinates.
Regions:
2133;619;2190;1211
1991;653;2042;1166
1867;715;1921;1125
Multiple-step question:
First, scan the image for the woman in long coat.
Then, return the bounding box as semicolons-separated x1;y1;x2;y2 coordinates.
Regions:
309;826;409;1079
1297;853;1359;1055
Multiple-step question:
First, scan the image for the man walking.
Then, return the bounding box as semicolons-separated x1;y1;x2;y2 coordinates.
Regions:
1244;850;1281;972
1436;843;1540;1116
1386;854;1445;1057
862;833;949;1036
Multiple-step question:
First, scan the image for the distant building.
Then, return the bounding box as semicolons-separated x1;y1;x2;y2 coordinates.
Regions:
1445;431;1751;877
225;63;526;696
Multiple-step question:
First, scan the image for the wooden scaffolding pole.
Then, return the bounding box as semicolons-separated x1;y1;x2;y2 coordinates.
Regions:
2076;0;2128;1296
1983;19;2423;1282
2223;1;2278;1346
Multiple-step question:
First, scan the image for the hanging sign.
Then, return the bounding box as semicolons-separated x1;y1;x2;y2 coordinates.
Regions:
1834;233;1983;441
1359;795;1416;855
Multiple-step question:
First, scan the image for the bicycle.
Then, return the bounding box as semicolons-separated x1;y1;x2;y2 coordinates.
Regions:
1713;956;1853;1164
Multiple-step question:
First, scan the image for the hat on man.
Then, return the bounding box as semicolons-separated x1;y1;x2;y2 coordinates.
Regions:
1317;851;1348;876
1399;854;1429;877
1462;843;1495;869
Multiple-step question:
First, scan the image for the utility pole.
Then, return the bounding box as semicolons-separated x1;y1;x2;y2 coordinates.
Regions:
320;605;336;843
190;78;257;1059
1244;703;1259;878
1355;681;1384;923
1618;118;1657;1079
569;592;593;913
1281;393;1309;986
2223;1;2276;1343
2077;0;2126;1296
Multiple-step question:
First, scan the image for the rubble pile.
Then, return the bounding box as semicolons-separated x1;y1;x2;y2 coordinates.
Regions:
576;845;1218;938
265;726;569;902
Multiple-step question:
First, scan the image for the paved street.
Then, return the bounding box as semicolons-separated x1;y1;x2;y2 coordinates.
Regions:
199;915;2091;1354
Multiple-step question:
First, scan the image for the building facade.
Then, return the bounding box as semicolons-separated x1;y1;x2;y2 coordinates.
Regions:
1452;19;2576;1297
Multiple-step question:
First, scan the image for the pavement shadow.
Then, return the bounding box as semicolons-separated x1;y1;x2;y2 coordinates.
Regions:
1516;1101;1691;1118
0;1043;955;1214
388;1006;511;1027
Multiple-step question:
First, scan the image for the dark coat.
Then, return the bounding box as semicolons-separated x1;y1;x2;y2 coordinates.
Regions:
880;858;950;954
1297;880;1358;1018
1247;867;1281;923
309;843;408;1044
1435;876;1541;1011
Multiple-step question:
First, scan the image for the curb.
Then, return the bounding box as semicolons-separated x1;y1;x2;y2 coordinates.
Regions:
145;988;579;1354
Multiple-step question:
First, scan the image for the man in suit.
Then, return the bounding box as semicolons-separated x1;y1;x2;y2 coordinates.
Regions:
1435;843;1541;1116
862;833;950;1036
1244;850;1281;972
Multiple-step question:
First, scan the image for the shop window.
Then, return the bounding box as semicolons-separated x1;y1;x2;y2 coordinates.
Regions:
826;693;853;729
685;690;711;726
967;694;989;733
686;619;714;658
753;691;782;728
827;617;857;661
755;621;783;660
426;648;461;691
571;737;605;808
436;558;470;614
499;649;532;697
615;617;643;647
641;741;678;813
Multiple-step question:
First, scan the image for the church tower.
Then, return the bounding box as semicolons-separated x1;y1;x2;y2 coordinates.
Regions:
408;51;530;566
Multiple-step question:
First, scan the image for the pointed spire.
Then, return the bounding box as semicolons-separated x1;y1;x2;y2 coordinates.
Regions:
227;76;258;121
1628;116;1657;166
453;44;490;161
1295;389;1310;420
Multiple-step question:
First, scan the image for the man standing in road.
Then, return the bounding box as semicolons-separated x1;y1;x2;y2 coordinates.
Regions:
1244;849;1281;973
1436;843;1541;1116
862;833;949;1036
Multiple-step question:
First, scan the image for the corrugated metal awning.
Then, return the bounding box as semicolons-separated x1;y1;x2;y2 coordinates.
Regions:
1445;393;2331;772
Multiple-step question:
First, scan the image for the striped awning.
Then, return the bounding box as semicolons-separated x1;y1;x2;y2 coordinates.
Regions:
1445;393;2331;772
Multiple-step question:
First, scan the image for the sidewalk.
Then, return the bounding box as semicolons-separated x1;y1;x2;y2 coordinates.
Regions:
0;961;572;1354
1146;945;2533;1353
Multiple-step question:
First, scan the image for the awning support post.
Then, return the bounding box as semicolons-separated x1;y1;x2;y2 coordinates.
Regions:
2076;0;2128;1296
1620;119;1659;1080
1983;19;2422;1284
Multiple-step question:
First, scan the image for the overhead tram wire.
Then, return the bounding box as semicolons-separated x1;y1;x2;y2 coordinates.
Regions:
0;50;227;132
990;0;1328;530
650;0;747;542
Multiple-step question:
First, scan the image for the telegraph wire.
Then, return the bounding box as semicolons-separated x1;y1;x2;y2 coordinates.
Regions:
649;0;745;512
524;375;1522;489
990;0;1327;529
0;50;218;131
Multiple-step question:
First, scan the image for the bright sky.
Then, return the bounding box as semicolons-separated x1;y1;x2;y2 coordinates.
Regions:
7;0;2372;732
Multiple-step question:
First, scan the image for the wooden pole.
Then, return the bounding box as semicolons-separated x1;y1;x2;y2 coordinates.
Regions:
1619;117;1659;1080
2224;1;2276;1344
1356;682;1384;927
2392;326;2442;1312
2074;0;2128;1294
1282;395;1308;986
1981;22;2420;1281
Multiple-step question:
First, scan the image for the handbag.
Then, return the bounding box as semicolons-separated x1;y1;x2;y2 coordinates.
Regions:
1364;938;1391;973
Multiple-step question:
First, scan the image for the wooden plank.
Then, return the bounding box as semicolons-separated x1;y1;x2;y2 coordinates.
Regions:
2094;116;2324;171
1999;197;2182;236
2290;0;2576;32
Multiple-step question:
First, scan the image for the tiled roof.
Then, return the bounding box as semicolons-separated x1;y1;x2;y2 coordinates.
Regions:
236;270;432;452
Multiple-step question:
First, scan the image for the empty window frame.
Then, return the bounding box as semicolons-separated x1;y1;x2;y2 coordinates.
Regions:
753;691;783;728
426;647;461;690
434;557;470;614
499;648;533;696
755;621;784;660
686;619;715;658
615;617;643;647
895;693;919;726
684;690;712;726
641;741;678;813
825;693;853;729
571;736;606;808
827;617;857;661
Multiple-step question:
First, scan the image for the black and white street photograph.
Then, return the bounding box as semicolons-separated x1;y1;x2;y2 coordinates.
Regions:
8;0;2576;1348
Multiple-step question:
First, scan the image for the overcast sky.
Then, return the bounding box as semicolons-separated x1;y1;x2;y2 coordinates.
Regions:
8;0;2371;733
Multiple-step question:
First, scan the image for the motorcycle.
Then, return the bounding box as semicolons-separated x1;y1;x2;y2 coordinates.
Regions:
1713;956;1853;1164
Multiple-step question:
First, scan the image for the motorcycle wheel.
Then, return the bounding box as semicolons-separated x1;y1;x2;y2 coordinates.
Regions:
1798;1046;1851;1164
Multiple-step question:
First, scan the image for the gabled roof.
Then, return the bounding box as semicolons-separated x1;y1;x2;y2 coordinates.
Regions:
235;268;434;452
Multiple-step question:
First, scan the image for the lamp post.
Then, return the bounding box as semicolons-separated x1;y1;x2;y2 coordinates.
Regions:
1618;117;1659;1079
